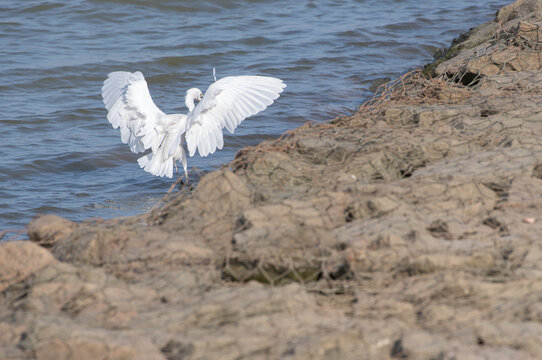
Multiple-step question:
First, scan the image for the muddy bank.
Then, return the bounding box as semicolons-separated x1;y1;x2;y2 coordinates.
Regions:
4;0;542;358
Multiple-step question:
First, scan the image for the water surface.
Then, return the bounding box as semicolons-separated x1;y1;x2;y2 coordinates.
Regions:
0;0;508;235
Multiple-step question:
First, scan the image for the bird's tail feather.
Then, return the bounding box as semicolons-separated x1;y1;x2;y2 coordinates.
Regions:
137;153;173;178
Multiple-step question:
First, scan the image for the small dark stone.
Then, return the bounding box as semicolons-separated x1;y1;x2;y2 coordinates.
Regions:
161;340;195;360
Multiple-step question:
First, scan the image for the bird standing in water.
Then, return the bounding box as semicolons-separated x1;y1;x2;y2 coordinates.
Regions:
101;69;285;180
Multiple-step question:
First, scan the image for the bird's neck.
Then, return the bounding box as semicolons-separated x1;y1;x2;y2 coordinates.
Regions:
185;94;196;112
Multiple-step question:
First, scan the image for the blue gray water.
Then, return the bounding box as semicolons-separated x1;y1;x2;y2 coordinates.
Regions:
1;0;508;236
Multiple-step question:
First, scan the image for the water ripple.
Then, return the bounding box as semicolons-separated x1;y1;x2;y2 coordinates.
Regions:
0;0;509;232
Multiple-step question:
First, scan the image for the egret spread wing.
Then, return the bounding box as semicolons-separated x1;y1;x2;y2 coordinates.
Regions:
185;76;286;157
102;71;166;153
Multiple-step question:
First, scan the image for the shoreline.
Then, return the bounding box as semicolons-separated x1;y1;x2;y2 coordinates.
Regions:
4;0;542;358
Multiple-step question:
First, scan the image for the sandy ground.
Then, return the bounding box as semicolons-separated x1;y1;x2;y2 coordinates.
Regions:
4;0;542;358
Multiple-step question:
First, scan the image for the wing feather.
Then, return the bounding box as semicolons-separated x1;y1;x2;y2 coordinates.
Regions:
185;75;286;157
102;71;189;178
101;71;166;154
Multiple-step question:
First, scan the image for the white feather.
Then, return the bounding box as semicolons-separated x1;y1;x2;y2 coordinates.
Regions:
103;70;285;179
184;76;286;157
102;71;166;154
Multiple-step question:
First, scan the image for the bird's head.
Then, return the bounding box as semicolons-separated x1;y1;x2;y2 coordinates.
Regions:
185;88;204;111
187;88;203;101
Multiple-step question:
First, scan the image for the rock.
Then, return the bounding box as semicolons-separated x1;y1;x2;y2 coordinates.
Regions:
0;241;57;291
400;330;450;359
22;318;165;360
498;0;542;22
27;214;77;248
435;11;542;81
476;321;542;353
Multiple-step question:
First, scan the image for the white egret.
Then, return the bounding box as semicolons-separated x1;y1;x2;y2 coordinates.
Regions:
101;70;286;179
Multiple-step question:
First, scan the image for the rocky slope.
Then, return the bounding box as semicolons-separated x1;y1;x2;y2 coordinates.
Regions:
4;0;542;358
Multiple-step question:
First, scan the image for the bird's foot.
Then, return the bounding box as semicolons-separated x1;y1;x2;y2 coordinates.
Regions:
167;176;185;194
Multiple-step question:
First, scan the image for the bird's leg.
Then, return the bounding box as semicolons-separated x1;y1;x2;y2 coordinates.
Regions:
181;148;189;185
167;162;186;194
167;164;185;195
174;161;184;185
